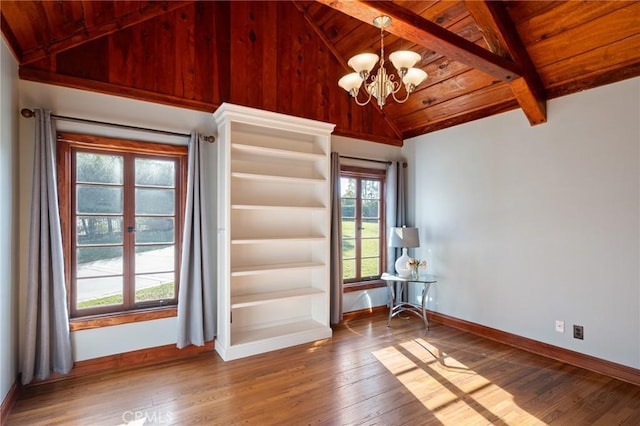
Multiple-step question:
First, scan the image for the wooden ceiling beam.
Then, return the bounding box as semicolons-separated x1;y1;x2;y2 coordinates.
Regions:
465;0;547;125
20;1;193;66
404;98;520;139
315;0;522;82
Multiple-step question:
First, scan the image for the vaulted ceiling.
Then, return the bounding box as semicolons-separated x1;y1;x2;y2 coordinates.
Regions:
2;1;639;146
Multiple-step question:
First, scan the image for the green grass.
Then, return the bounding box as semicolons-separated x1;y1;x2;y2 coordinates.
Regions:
77;282;175;309
342;219;381;280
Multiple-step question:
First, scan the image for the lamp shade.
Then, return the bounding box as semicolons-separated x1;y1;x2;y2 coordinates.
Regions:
389;51;421;71
403;68;428;89
338;72;364;92
388;227;420;248
347;53;379;74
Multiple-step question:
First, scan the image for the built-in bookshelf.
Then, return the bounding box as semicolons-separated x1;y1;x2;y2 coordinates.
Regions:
213;103;334;361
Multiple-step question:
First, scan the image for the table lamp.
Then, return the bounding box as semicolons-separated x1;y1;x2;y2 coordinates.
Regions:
389;226;420;278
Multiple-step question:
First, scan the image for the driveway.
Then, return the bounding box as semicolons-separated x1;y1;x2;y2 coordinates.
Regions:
76;246;175;301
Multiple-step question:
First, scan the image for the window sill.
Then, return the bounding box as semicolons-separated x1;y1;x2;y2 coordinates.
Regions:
343;279;386;293
69;306;177;331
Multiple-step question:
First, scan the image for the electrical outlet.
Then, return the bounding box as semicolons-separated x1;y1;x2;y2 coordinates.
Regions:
573;325;584;340
555;320;565;333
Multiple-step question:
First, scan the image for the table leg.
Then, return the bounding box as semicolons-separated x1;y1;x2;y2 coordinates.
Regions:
386;282;395;327
421;283;431;330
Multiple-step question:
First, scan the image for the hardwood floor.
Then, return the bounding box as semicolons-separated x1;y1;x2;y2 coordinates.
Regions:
7;314;640;425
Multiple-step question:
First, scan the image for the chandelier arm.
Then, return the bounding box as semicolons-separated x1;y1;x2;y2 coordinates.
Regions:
389;75;403;95
391;88;412;104
353;90;373;106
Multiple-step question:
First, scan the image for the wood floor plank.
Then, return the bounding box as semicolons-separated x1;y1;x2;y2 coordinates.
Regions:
7;314;640;425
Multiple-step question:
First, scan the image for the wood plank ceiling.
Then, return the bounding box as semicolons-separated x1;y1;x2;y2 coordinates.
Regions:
2;0;639;146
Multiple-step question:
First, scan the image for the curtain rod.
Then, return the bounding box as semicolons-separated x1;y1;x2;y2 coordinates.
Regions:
339;155;407;167
20;108;215;143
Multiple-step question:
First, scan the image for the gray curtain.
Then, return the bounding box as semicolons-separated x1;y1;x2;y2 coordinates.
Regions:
386;161;407;273
177;132;215;348
386;161;407;303
22;109;73;384
329;152;343;325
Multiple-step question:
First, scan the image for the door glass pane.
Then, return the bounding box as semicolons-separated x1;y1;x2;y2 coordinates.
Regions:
76;153;123;184
342;259;355;280
135;272;175;303
76;216;123;245
135;245;174;274
341;216;356;238
362;200;379;220
76;247;123;277
360;219;379;238
76;276;123;309
340;177;356;198
135;188;175;215
135;158;175;187
361;258;379;278
135;217;175;244
77;186;123;214
342;238;355;260
362;238;379;257
361;179;379;199
341;199;355;220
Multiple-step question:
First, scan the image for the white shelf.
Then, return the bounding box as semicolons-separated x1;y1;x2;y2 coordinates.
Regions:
231;320;329;346
232;143;325;161
231;287;325;309
231;261;324;276
231;171;325;184
215;103;334;361
231;203;325;211
231;236;325;244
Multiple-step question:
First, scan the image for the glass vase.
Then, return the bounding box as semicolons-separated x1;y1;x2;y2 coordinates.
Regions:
411;266;419;280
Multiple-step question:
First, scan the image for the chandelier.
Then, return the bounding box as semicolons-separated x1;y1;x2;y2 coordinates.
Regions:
338;16;428;108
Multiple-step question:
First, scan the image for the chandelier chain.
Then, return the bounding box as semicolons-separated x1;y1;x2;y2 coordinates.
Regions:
379;24;385;70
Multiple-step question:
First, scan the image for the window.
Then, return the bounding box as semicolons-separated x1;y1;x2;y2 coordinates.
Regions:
340;167;386;284
57;133;187;319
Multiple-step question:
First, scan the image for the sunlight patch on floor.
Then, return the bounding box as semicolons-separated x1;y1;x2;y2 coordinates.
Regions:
373;344;460;412
373;339;544;424
306;338;330;353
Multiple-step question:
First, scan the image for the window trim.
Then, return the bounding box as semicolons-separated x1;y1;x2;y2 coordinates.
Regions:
342;279;386;293
69;307;177;331
57;132;188;324
340;165;387;290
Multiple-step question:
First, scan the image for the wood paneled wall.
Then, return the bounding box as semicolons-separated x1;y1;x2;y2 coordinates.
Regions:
20;1;402;145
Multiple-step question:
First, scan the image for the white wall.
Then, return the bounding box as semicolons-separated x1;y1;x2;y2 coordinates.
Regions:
18;81;217;361
0;37;19;403
405;77;640;368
